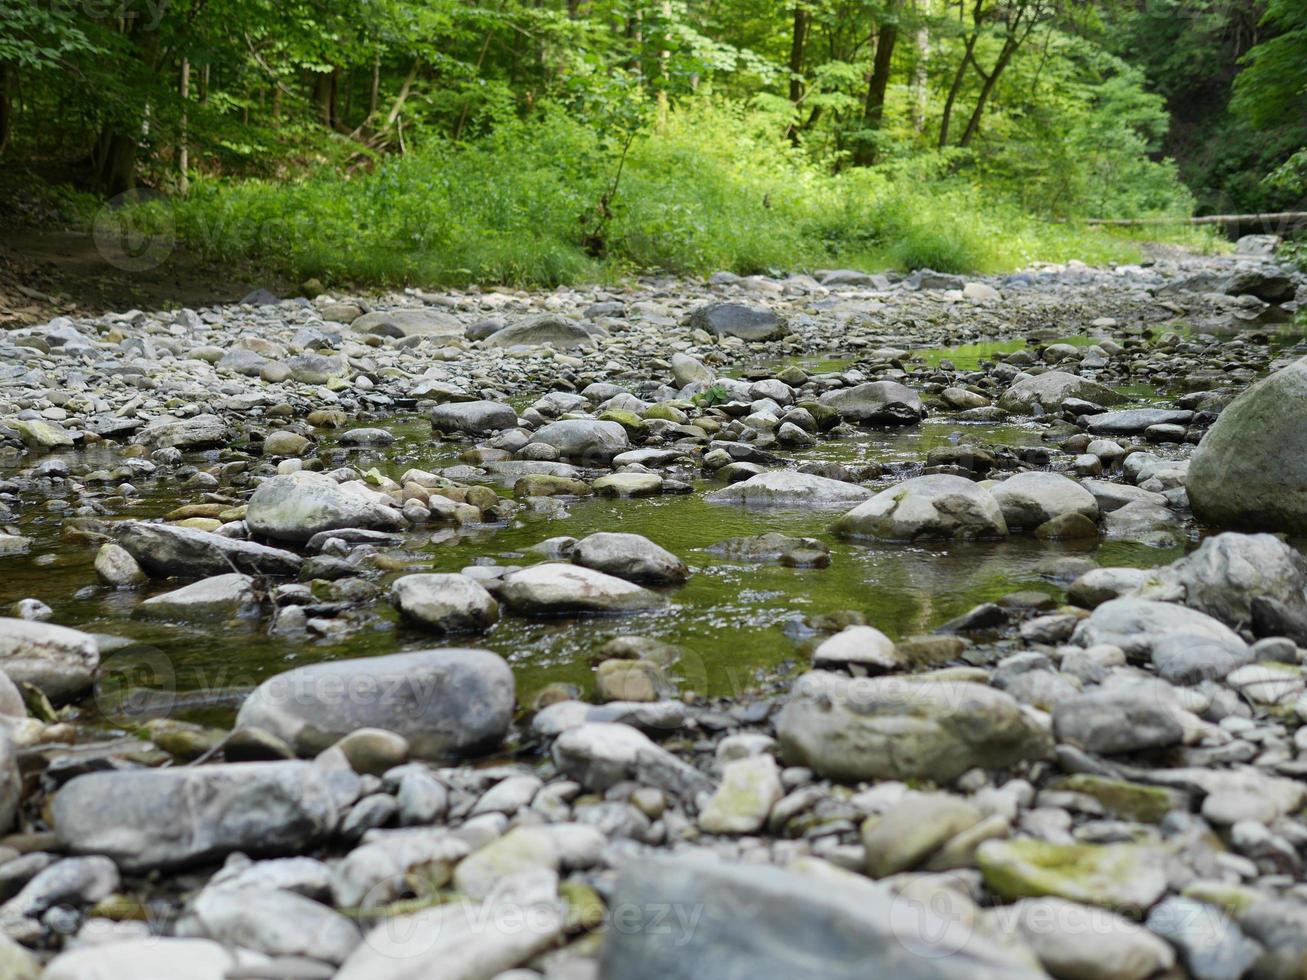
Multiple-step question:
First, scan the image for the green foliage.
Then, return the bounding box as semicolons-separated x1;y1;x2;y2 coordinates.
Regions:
692;385;731;408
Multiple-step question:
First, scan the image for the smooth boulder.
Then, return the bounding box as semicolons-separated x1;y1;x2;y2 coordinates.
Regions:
235;648;514;758
571;532;689;585
819;381;925;426
246;472;405;543
1186;356;1307;533
832;475;1008;541
390;573;499;633
0;618;99;702
115;521;302;578
499;563;662;615
429;400;519;436
999;372;1123;414
991;472;1099;530
705;470;873;508
54;762;343;872
777;672;1051;783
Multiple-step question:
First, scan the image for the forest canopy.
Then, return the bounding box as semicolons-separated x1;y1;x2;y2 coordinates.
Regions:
2;0;1304;284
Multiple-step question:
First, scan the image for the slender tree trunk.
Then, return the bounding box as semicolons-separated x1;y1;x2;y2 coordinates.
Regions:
785;6;808;144
369;53;381;117
911;2;929;134
937;32;976;148
96;127;138;197
0;63;11;156
854;20;898;165
957;35;1017;147
179;58;190;195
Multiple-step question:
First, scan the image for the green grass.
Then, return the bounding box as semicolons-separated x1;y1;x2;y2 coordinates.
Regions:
119;101;1216;290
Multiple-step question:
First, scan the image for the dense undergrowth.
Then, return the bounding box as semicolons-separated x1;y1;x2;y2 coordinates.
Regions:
118;103;1218;290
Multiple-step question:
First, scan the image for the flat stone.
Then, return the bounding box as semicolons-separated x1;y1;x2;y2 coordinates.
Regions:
832;475;1007;541
499;563;662;615
978;839;1168;913
705;470;873;508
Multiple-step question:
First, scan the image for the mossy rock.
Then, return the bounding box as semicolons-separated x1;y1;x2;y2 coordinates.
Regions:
977;839;1167;914
1054;774;1186;823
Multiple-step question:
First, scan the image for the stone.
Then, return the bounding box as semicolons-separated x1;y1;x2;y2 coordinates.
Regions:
0;732;20;835
671;353;713;386
1071;598;1250;681
707;532;830;567
999;372;1123;414
336;728;409;776
335;877;565;980
331;828;470;909
430;400;519;436
705;470;873;507
1067;568;1149;609
352;308;463;338
236;649;514;758
1083;408;1194;435
594;660;676;703
812;625;900;671
991;472;1099;530
114;521;303;577
1146;897;1261;980
1000;897;1175;980
190;886;360;964
262;430;311;456
483;313;598;349
592;472;664;497
452;826;559;900
94;542;147;587
134;573;258;622
43;939;244;980
529;419;630;462
777;672;1051;783
10;418;73;449
54;762;344;872
552;722;714;797
698;754;783;835
134;414;234;450
1145;532;1307;629
831;475;1008;541
688;302;786;341
0;935;36;980
499;563;662;615
572;532;689;584
978;840;1168;913
861;794;983;878
1186;356;1307;533
245;472;404;543
1052;681;1184;754
819;381;926;426
598;858;1042;980
390;573;499;633
0;618;99;702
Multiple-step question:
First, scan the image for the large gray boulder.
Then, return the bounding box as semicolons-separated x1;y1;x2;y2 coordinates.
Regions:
114;521;303;578
429;400;518;436
483;313;598;349
499;563;662;615
1187;357;1307;533
245;472;405;543
832;475;1007;541
54;762;344;872
990;472;1099;530
133;413;234;450
236;649;514;758
688;302;786;341
571;532;689;585
190;886;361;964
999;372;1123;414
351;308;463;338
1144;532;1307;628
134;573;259;622
705;470;873;508
43;938;243;980
1072;598;1249;665
529;419;629;462
1052;681;1184;754
777;672;1051;783
598;858;1043;980
390;573;499;633
0;618;100;702
819;381;925;426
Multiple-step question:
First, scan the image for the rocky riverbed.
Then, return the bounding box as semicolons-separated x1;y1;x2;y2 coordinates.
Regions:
1;243;1307;978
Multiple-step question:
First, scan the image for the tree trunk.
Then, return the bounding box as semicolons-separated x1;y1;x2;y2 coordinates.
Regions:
785;6;808;144
937;32;976;148
369;54;381;117
854;20;898;165
911;3;929;134
957;35;1017;147
179;58;190;195
0;63;11;156
95;126;138;197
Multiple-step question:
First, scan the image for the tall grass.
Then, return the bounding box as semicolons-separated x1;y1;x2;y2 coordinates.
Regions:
134;100;1212;289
